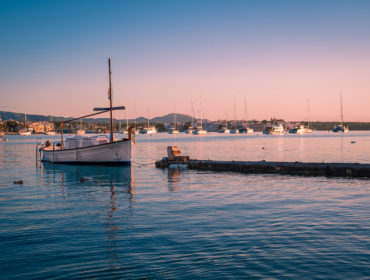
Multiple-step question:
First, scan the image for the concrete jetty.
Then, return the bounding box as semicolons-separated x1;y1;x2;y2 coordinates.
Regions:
155;146;370;179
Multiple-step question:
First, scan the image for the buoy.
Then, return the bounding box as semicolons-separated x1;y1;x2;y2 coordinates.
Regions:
351;141;356;144
13;180;23;184
80;177;93;182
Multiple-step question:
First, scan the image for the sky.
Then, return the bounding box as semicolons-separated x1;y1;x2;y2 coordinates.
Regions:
1;0;370;121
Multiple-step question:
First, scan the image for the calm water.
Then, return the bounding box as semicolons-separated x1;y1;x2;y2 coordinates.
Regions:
1;132;369;279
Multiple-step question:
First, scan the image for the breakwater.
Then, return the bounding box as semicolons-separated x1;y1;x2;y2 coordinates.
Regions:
156;153;370;178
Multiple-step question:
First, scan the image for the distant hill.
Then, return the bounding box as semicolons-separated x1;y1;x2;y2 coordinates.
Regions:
152;113;193;123
0;111;67;122
0;110;193;124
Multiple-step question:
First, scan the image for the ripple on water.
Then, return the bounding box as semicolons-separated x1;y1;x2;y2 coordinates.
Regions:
0;134;370;279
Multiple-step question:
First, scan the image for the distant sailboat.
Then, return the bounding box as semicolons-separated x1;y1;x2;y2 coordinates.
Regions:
297;100;312;134
19;113;32;135
168;106;179;134
332;93;349;133
140;106;157;134
192;99;207;135
229;98;239;134
75;118;85;135
218;112;230;133
185;100;194;134
239;96;253;133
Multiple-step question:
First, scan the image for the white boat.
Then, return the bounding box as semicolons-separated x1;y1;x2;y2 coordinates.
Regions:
192;100;206;135
46;131;56;135
19;129;32;136
186;100;195;134
333;93;349;133
230;98;239;134
296;124;312;134
168;128;179;134
140;126;157;134
38;58;132;165
140;107;157;134
19;113;32;135
264;123;285;135
192;128;207;135
240;96;254;133
40;135;131;165
168;111;179;134
271;123;285;135
185;126;193;134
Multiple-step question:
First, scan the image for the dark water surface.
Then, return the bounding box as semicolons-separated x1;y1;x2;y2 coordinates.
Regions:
1;132;369;279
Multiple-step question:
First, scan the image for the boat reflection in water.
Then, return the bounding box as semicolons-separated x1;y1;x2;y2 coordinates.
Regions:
39;162;134;264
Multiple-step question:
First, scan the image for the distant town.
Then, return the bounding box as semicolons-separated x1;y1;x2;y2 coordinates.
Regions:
1;111;370;134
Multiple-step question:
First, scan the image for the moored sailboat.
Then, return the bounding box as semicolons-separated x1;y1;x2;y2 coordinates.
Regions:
168;110;179;134
332;93;349;133
38;58;132;165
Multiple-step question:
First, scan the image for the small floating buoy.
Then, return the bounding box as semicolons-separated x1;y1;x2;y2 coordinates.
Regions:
262;147;265;149
13;180;23;184
80;177;93;182
351;141;356;144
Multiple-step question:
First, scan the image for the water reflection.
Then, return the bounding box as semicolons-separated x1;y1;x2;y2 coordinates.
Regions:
39;163;134;264
167;169;181;191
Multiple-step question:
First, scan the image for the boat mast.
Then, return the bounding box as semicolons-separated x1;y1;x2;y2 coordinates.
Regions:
340;92;344;126
174;105;177;130
191;99;194;128
244;95;248;128
108;58;114;142
233;97;237;129
134;101;137;130
126;110;129;130
307;99;311;129
147;106;150;129
199;98;203;129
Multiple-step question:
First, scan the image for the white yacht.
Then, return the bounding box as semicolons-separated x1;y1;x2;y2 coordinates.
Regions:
264;123;285;135
168;112;179;134
19;128;32;136
192;127;207;135
296;124;312;134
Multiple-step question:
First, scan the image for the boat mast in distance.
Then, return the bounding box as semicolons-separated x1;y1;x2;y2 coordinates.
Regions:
108;57;114;143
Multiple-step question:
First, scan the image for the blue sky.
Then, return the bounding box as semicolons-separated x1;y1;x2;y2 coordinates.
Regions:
1;0;370;121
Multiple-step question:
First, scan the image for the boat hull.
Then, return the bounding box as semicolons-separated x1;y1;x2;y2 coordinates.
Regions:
41;139;131;165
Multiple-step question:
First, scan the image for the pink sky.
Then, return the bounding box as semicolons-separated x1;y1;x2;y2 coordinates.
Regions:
1;1;370;121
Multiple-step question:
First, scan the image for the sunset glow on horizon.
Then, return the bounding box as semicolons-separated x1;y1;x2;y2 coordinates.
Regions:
1;0;370;121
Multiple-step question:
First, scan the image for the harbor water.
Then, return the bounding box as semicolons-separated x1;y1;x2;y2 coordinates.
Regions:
1;132;369;279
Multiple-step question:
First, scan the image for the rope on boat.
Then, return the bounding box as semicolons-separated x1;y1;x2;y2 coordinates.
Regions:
131;160;157;167
131;151;162;167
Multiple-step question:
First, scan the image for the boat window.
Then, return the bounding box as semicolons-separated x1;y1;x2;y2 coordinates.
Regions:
66;140;77;149
83;141;93;147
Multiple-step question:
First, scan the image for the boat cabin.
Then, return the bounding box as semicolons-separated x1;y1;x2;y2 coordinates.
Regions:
63;135;110;149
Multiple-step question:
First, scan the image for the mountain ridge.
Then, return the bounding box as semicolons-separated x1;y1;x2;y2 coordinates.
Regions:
0;111;194;124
